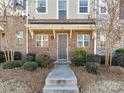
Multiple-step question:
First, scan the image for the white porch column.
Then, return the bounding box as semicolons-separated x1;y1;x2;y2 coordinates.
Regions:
53;29;56;39
70;29;73;38
93;32;97;54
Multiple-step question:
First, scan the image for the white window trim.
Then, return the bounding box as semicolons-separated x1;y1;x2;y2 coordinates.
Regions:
78;0;90;14
57;0;69;19
36;0;48;14
77;34;90;48
35;34;48;48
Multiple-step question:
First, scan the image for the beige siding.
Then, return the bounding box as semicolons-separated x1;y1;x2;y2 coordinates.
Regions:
28;0;57;19
28;0;95;19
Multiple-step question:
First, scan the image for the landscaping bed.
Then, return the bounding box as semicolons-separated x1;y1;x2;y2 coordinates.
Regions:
0;66;52;93
72;66;124;93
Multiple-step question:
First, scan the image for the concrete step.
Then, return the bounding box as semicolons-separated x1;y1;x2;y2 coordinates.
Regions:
46;79;77;85
43;84;79;93
54;61;71;65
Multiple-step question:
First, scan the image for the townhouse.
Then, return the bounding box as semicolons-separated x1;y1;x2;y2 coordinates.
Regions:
0;0;124;61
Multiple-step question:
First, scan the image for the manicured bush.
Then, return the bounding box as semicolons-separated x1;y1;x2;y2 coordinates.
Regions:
86;62;100;74
87;54;101;63
72;57;84;66
2;61;22;69
36;54;50;68
14;51;22;60
23;62;38;72
113;48;124;67
116;48;124;53
26;53;36;61
0;51;5;62
73;49;87;58
72;49;87;66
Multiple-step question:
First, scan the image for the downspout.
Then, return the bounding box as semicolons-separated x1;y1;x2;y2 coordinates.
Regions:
94;32;97;54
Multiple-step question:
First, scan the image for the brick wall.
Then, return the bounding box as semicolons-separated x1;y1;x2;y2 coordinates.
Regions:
28;30;94;60
0;16;26;54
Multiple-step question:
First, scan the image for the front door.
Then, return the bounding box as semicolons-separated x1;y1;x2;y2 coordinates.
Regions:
58;34;68;60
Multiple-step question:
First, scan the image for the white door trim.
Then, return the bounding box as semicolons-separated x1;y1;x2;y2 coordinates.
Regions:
57;33;68;60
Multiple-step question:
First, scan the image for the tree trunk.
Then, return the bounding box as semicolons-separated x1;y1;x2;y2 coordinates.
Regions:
105;49;109;66
3;50;7;62
109;49;113;66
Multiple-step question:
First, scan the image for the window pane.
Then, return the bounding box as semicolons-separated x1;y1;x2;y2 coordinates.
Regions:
84;35;90;40
38;1;46;7
37;0;46;13
84;41;90;47
43;36;48;41
36;41;41;47
59;10;67;19
80;1;88;6
37;7;46;13
80;7;88;13
77;35;83;41
59;1;67;10
78;41;83;47
43;41;48;47
100;7;106;13
16;31;23;44
36;36;41;41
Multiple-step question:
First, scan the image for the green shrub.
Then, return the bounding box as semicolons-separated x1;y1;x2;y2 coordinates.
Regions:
116;48;124;54
23;62;38;72
71;57;84;66
87;54;101;63
14;51;22;60
26;53;36;61
72;49;87;66
0;51;5;63
113;48;124;67
2;61;22;69
73;49;87;58
86;62;100;74
36;54;50;68
0;51;22;62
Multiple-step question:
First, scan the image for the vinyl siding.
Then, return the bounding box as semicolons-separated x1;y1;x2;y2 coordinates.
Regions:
28;0;95;19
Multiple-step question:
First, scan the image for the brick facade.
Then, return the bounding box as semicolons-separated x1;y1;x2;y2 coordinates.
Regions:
0;16;26;54
28;30;94;60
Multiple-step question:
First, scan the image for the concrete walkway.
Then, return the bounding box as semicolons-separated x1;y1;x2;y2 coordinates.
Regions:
43;63;79;93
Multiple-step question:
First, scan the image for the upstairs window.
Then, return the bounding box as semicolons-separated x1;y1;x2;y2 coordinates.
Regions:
79;0;89;13
99;0;107;14
58;0;67;19
37;0;47;13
